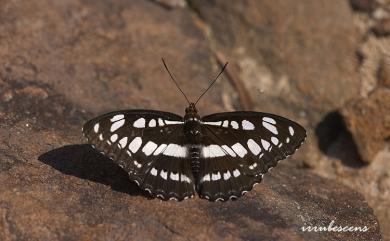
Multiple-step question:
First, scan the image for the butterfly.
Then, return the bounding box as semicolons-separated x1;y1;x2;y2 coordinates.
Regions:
83;59;306;201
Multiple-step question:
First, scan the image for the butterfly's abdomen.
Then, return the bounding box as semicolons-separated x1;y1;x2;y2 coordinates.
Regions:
189;146;201;179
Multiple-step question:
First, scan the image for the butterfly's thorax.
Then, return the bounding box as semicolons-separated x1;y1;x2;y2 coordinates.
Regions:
183;104;202;180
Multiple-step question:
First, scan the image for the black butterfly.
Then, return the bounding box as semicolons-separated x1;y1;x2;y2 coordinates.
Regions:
83;59;306;201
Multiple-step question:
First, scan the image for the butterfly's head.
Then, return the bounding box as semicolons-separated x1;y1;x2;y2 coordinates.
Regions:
185;103;198;114
184;103;200;121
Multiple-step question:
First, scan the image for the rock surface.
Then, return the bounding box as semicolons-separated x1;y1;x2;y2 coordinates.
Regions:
341;88;390;163
188;0;360;123
0;0;223;116
0;0;387;240
372;18;390;36
350;0;379;12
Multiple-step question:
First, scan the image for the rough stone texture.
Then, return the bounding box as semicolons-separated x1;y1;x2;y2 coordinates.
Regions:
332;2;390;239
317;145;390;241
350;0;379;12
378;57;390;88
188;0;360;123
152;0;187;8
373;17;390;36
341;88;390;163
0;0;387;240
0;0;223;117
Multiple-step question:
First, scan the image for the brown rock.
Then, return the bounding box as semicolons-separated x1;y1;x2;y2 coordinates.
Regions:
350;0;379;12
372;18;390;36
152;0;187;8
188;0;360;124
0;0;222;116
341;88;390;163
378;57;390;88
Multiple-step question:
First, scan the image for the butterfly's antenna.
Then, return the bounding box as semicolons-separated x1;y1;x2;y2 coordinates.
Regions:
162;58;191;105
194;62;228;106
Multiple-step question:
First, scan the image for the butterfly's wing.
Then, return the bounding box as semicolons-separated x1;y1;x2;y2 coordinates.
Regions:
83;110;195;201
198;111;306;201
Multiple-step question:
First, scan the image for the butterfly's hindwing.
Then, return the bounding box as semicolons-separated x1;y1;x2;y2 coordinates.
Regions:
197;112;306;201
83;110;196;201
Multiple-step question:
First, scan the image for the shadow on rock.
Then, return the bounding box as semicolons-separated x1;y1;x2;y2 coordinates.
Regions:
315;111;364;168
38;144;148;198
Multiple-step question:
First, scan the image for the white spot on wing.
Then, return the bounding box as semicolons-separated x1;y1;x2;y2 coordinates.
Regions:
133;160;142;168
262;121;278;135
262;117;276;124
271;137;279;145
142;141;158;156
231;143;248;158
110;134;118;142
231;121;239;129
156;194;164;199
261;139;270;151
129;137;142;153
111;119;125;132
165;120;183;125
203;121;222;126
118;137;128;148
158;118;165;126
170;172;179;181
286;137;290;143
160;170;168;180
223;171;231;180
149;119;156;127
247;139;261;155
150;167;158;176
249;162;258;170
259;153;264;158
211;172;221;181
163;144;187;158
221;145;236;157
99;134;103;141
222;120;229;127
111;114;124;122
233;169;240;177
94;123;99;133
289;126;295;136
153;144;167;155
133;118;146;128
181;174;191;183
202;145;226;158
242;120;255;130
201;174;210;182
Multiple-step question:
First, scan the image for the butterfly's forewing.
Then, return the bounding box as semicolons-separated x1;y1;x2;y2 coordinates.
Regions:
198;111;306;201
83;110;195;201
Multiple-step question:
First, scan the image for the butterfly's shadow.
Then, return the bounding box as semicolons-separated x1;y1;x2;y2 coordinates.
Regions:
38;144;149;198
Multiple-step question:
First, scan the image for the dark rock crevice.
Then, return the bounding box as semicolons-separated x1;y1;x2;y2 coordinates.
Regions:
315;111;364;168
